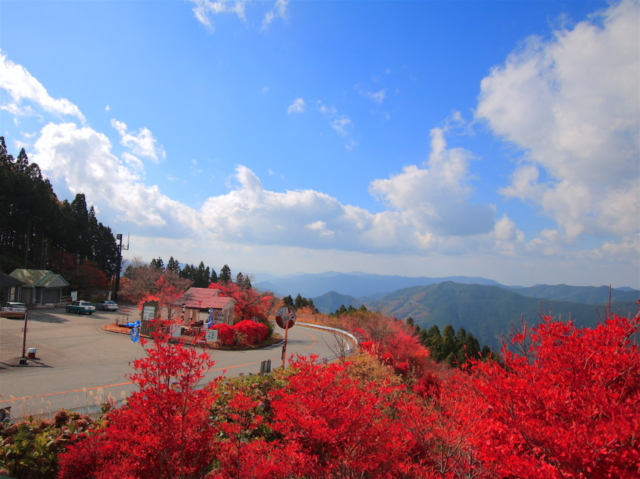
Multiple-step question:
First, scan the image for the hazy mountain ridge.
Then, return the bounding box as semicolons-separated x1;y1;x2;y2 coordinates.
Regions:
255;272;503;298
364;282;638;350
258;272;639;351
504;284;639;304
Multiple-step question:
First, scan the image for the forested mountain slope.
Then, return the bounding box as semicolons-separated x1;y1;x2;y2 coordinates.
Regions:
366;282;638;350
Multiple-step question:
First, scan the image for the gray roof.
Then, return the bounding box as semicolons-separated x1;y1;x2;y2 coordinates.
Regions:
9;269;69;288
0;272;25;288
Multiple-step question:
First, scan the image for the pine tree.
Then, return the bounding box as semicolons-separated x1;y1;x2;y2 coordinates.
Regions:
150;257;165;270
167;256;180;273
219;264;232;285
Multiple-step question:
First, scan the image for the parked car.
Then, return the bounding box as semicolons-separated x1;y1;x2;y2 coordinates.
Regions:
0;302;27;318
66;300;96;315
94;300;118;311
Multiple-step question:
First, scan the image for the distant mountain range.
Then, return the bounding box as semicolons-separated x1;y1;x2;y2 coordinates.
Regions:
310;282;638;351
255;272;639;351
255;271;503;298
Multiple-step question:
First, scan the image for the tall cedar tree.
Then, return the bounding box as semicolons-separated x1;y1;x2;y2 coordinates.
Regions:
0;138;118;283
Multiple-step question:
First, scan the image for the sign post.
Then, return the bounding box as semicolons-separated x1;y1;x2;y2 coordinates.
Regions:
20;310;28;364
275;306;296;367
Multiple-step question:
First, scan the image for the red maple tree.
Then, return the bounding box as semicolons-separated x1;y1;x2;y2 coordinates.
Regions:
57;329;217;479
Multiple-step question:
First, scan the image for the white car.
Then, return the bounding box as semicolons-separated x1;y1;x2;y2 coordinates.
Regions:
66;300;96;315
0;302;27;318
94;300;118;311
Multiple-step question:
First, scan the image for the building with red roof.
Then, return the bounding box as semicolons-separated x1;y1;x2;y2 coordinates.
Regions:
175;287;236;325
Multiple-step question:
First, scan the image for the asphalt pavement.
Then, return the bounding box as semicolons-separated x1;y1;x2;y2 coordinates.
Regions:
0;307;343;421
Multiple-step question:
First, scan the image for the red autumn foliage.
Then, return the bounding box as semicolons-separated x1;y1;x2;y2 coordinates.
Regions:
211;320;270;347
212;323;235;347
209;282;273;321
450;310;640;479
213;356;412;478
52;301;639;479
57;328;217;479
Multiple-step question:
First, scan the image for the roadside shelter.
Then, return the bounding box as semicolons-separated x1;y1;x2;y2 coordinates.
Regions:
9;269;70;306
0;272;25;303
176;287;236;326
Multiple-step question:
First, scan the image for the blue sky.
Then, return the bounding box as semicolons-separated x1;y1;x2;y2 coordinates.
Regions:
1;0;638;288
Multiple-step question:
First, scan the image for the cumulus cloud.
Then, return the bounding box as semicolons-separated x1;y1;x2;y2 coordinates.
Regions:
370;127;495;236
32;122;199;234
199;127;495;253
0;52;84;121
187;0;246;31
262;0;288;29
111;119;166;162
287;98;305;114
199;165;410;252
477;0;639;245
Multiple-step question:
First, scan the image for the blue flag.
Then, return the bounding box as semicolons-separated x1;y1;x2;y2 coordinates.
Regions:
207;309;213;329
130;321;141;343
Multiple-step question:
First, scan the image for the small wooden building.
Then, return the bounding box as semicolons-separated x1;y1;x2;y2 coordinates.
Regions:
176;287;236;326
9;269;69;306
0;272;25;303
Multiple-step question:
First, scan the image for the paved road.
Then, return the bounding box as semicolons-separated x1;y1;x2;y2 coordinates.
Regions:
0;307;346;420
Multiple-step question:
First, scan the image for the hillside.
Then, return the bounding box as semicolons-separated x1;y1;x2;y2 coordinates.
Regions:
311;291;363;314
255;271;502;298
366;282;638;350
503;284;639;304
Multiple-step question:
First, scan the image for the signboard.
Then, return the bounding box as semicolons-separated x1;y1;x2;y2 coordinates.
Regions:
206;329;219;343
142;306;156;321
170;324;182;338
275;306;296;329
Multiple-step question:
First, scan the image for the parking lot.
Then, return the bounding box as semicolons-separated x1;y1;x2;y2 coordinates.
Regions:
0;306;337;421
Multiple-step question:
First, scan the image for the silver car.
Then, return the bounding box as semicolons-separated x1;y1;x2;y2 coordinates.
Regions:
94;300;118;311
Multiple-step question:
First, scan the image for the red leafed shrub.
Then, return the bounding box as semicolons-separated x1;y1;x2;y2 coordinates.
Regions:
57;329;217;479
264;357;411;478
449;310;640;479
212;320;269;347
233;320;269;345
212;323;235;346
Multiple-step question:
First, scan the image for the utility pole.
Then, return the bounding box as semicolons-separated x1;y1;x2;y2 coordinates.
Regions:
113;233;129;301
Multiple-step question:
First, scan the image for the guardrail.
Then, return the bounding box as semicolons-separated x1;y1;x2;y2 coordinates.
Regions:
295;322;359;363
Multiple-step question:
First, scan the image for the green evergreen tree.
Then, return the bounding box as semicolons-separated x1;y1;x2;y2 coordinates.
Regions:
219;264;231;285
150;257;165;270
210;268;218;284
167;257;180;272
294;294;308;310
193;261;209;288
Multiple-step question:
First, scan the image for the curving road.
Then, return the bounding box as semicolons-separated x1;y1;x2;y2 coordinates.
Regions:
0;308;347;421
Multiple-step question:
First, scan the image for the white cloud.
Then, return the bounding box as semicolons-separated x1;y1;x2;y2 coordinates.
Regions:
262;0;288;30
370;127;495;236
358;87;387;104
105;105;110;112
287;98;306;114
0;52;85;122
32;122;199;233
198;128;496;253
331;117;352;136
111;119;166;162
317;101;356;148
477;0;639;247
317;103;337;116
187;0;246;31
